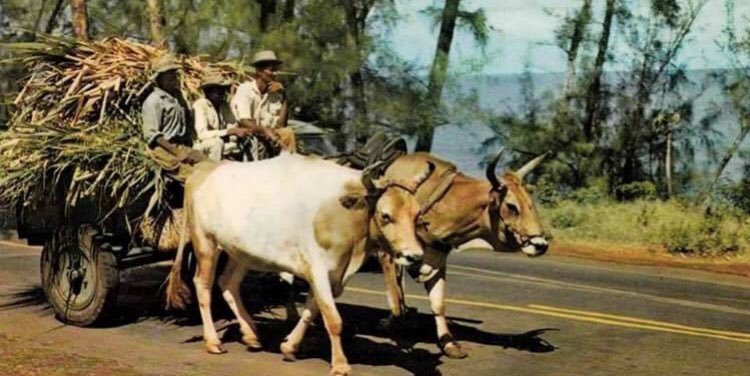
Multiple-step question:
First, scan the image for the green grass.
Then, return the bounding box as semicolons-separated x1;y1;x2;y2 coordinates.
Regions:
540;199;750;258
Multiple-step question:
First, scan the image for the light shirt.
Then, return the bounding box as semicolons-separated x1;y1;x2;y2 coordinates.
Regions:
230;78;284;129
192;97;239;155
193;98;236;140
141;87;190;147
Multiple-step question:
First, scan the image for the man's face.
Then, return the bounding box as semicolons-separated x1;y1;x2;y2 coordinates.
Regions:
255;62;280;83
157;70;181;93
204;86;227;103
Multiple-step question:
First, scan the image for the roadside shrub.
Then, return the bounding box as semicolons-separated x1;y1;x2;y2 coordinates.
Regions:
615;181;657;201
540;198;749;257
664;223;693;254
534;179;562;206
742;219;750;245
570;186;609;204
547;201;588;229
662;206;743;256
714;172;750;215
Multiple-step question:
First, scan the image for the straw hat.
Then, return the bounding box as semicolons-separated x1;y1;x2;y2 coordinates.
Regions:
200;71;232;89
150;55;181;80
251;50;283;67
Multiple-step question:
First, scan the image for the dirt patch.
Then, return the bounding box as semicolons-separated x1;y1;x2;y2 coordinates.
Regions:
0;334;145;376
551;241;750;278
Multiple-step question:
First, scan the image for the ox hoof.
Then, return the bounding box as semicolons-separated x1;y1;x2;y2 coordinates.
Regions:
205;342;228;355
441;341;468;359
242;335;263;351
330;363;352;376
280;341;298;362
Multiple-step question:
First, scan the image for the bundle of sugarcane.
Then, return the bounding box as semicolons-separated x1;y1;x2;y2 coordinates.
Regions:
0;34;251;229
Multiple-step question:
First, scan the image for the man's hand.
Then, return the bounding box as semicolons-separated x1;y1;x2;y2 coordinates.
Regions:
268;81;284;94
176;149;205;164
262;127;278;142
243;124;274;141
227;127;252;138
237;119;277;142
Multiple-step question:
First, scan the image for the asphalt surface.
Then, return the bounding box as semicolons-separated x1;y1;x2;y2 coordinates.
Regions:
0;241;748;376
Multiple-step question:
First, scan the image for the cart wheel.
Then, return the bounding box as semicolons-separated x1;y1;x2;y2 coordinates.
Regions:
41;226;119;326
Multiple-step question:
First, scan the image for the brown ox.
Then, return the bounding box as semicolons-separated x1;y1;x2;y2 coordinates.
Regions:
377;149;548;358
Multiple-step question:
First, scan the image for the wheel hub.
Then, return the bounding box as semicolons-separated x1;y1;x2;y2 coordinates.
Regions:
67;267;85;294
55;243;96;310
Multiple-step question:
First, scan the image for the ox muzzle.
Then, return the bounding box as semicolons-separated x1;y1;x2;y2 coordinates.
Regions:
394;249;423;267
521;235;549;257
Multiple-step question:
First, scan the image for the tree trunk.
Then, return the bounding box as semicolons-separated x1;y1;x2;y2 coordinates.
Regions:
665;126;673;198
701;116;750;202
33;0;49;36
147;0;166;46
70;0;89;40
283;0;295;22
44;0;65;34
349;70;369;145
582;0;615;141
257;0;277;32
563;0;592;98
342;1;375;147
415;0;461;153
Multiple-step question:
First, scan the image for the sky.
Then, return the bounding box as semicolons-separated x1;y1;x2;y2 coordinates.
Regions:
386;0;750;75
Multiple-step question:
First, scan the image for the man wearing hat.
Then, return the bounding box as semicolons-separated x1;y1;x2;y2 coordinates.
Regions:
142;55;206;181
230;50;295;159
193;71;252;161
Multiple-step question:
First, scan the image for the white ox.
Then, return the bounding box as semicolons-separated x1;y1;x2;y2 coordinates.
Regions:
165;153;433;376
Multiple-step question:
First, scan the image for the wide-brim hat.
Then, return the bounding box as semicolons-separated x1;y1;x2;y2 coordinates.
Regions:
150;55;181;81
251;50;283;67
200;71;232;89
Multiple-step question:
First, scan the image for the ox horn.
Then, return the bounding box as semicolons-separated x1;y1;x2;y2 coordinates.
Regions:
516;151;550;180
485;148;505;190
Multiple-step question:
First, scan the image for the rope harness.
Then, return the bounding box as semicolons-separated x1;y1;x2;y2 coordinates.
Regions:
414;168;459;253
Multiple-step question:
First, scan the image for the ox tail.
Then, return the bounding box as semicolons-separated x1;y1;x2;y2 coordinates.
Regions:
165;204;193;310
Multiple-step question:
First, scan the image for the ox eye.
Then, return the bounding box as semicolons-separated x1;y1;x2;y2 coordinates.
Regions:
380;212;394;225
506;203;519;216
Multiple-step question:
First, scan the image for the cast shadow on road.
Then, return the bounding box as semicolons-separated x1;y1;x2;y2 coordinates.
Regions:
0;264;558;376
0;285;51;315
128;264;559;376
340;303;558;354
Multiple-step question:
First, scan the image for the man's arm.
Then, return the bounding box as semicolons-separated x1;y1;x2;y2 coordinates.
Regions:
154;136;181;156
154;136;206;163
238;118;259;128
275;96;289;128
141;98;165;148
238;118;275;141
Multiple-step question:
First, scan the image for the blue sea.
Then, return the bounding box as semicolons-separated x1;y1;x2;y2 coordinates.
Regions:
422;71;749;182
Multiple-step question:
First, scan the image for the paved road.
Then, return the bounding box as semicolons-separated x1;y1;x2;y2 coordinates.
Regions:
1;242;748;376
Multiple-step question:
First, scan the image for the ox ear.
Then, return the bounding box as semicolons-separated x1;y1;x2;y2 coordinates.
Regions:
340;194;368;210
411;161;436;189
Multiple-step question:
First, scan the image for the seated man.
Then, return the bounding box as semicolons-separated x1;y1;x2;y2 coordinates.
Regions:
192;71;252;161
230;50;295;160
141;55;206;182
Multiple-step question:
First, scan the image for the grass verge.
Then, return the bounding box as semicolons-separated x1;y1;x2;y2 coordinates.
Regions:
538;199;750;277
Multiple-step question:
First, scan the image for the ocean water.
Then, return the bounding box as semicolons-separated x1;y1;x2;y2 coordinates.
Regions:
425;71;750;181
